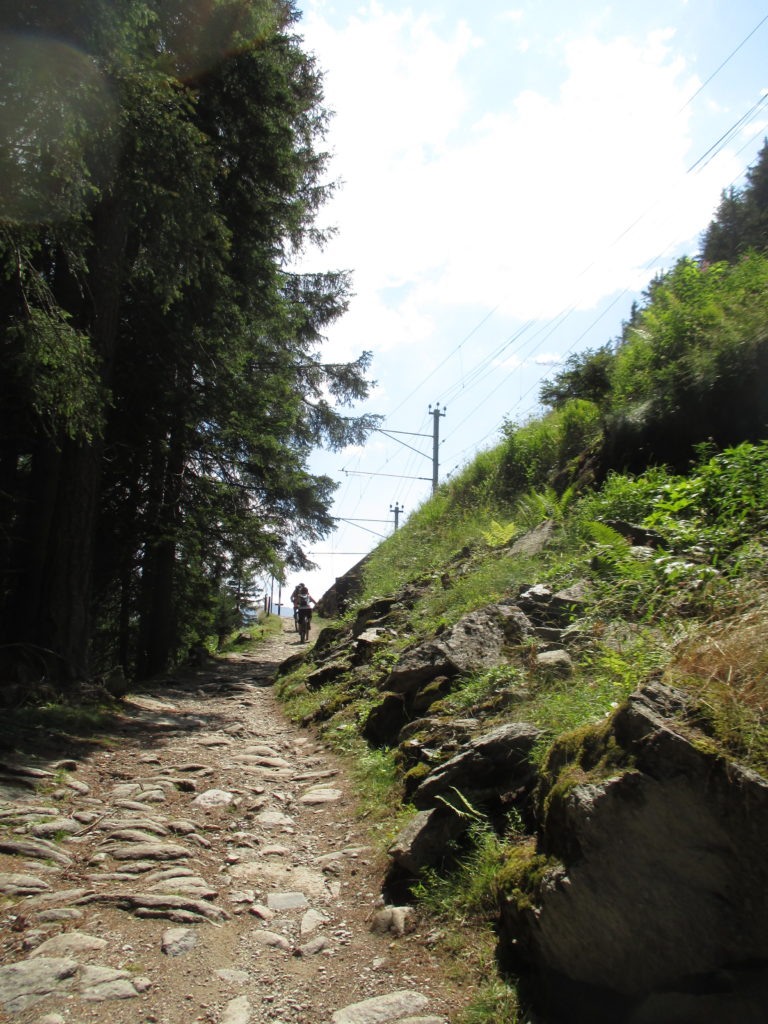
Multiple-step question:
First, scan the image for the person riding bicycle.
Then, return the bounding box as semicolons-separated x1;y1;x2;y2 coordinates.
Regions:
291;583;315;637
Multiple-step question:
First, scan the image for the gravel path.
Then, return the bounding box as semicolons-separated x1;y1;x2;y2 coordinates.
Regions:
0;620;466;1024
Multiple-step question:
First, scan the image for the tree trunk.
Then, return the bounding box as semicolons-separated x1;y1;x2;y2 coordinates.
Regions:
0;195;128;686
136;419;187;678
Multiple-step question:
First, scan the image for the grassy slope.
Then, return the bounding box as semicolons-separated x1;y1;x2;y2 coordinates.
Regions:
276;439;768;1023
274;252;768;1023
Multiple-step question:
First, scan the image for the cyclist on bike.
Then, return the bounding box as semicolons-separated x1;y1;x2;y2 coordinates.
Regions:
291;583;315;638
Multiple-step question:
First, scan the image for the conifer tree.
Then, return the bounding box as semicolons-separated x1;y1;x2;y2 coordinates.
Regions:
0;0;377;684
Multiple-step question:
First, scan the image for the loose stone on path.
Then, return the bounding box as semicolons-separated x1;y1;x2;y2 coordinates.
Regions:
299;786;343;805
29;932;107;959
192;788;234;808
0;957;78;1013
220;994;253;1024
161;927;198;956
331;990;432;1024
266;891;309;911
0;872;51;895
251;930;292;951
0;621;462;1024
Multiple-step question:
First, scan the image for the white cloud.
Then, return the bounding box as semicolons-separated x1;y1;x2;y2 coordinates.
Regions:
300;6;743;337
318;288;435;365
498;9;524;21
533;353;561;366
493;355;523;369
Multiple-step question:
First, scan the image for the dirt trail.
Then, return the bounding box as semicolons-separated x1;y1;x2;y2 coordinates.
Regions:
0;620;467;1024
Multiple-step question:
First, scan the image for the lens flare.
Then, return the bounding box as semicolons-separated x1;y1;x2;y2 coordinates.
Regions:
0;32;117;223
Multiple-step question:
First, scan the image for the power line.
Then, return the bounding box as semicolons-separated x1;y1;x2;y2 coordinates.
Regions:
387;306;499;417
326;24;768;541
679;12;768;113
440;94;768;456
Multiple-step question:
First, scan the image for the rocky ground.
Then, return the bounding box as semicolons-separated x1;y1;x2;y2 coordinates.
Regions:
0;620;468;1024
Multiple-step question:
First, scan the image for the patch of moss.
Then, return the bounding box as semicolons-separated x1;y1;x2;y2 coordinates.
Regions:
495;839;561;913
402;760;432;791
536;714;635;825
303;692;355;725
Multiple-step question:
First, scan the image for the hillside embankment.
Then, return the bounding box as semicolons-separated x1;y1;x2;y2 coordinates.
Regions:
0;620;467;1024
276;514;768;1024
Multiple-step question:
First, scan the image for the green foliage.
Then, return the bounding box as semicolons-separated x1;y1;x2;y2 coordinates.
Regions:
6;297;104;442
570;466;672;528
0;0;379;683
455;978;520;1024
701;140;768;263
646;441;768;550
496;415;562;500
603;254;768;470
558;397;602;461
539;346;614;410
481;520;518;547
414;821;515;922
516;484;577;529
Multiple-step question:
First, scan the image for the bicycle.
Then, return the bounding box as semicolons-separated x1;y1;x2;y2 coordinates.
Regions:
297;605;312;643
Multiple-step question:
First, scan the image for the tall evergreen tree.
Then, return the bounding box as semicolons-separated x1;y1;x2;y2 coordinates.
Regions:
701;139;768;262
0;0;378;685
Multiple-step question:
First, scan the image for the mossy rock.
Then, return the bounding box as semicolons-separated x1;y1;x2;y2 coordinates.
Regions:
300;692;354;726
402;760;433;796
276;651;308;678
495;839;561;913
412;676;454;713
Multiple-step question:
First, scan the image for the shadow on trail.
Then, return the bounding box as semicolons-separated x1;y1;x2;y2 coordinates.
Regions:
0;626;302;764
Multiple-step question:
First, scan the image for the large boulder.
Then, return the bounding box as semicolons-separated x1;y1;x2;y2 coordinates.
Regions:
305;659;352;690
500;682;768;1023
384;604;533;696
351;598;399;637
411;721;543;810
506;520;555;557
388;807;467;874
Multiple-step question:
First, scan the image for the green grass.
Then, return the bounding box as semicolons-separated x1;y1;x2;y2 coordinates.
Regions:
270;438;768;1024
277;664;411;843
663;595;768;772
414;821;515;922
455;978;521;1024
437;666;527;716
360;496;509;603
411;548;548;635
413;821;525;1023
215;612;284;653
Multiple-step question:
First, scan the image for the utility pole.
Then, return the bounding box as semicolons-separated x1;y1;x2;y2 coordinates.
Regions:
390;503;404;530
342;404;447;493
428;403;446;493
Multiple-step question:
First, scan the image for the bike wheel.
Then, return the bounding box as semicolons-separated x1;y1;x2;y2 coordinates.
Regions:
299;620;309;642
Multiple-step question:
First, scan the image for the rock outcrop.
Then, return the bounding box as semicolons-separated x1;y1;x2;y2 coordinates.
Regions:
499;682;768;1023
384;604;533;697
411;721;543;810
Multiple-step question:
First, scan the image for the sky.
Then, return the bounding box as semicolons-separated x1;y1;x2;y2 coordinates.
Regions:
275;0;768;609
